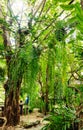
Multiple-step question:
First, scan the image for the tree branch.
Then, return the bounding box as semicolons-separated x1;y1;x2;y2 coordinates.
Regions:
33;10;64;42
72;72;83;81
38;0;46;17
68;85;81;94
69;0;74;5
33;0;45;17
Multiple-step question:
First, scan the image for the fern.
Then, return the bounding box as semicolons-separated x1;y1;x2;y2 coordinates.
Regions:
42;106;76;130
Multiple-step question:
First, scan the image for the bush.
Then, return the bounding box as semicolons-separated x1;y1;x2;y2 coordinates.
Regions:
41;105;76;130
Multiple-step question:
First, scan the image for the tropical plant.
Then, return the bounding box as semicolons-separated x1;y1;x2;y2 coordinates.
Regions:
42;106;76;130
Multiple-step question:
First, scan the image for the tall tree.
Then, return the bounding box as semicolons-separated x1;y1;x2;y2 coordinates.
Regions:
0;0;38;125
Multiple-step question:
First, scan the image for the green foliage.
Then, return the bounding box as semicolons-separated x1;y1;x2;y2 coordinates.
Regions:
0;18;10;30
55;21;66;42
60;4;74;11
0;67;5;81
59;0;71;2
42;106;76;130
7;42;40;90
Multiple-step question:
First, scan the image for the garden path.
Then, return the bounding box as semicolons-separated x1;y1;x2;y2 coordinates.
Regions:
15;110;45;130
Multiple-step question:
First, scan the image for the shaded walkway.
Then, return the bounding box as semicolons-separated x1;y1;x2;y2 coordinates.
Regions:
16;111;45;130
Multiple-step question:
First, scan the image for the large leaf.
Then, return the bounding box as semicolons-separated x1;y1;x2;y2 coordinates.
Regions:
60;4;74;10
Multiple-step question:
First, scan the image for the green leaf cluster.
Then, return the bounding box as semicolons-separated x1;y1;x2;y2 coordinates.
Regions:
42;106;76;130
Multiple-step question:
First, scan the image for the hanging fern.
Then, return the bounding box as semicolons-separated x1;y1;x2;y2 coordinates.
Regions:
55;21;66;42
7;42;40;90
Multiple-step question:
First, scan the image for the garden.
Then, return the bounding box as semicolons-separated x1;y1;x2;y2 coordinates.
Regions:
0;0;83;130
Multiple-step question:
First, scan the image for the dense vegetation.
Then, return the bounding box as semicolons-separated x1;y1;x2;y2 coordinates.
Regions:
0;0;83;129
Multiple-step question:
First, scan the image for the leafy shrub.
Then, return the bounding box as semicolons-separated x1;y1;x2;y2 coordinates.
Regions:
41;105;76;130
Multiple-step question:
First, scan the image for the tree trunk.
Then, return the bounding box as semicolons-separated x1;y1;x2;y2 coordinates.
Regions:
4;79;21;126
44;66;49;115
44;88;49;115
3;52;23;126
2;25;23;126
3;58;22;126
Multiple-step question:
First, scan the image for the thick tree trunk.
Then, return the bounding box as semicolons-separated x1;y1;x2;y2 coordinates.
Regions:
4;79;21;126
3;77;22;125
2;25;23;126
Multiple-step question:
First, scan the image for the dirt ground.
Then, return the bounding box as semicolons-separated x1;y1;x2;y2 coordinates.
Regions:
15;110;45;130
